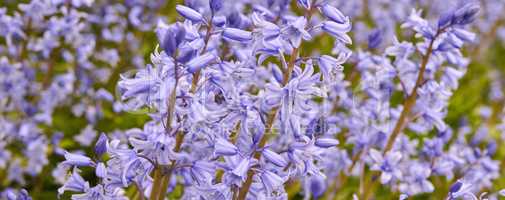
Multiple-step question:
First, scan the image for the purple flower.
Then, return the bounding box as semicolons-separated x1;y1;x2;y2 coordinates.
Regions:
314;138;339;148
58;169;89;196
297;0;311;9
61;152;95;167
401;9;435;39
368;29;383;49
232;158;252;182
307;175;326;198
322;21;352;44
318;54;349;82
94;133;108;157
209;0;223;13
399;162;434;195
95;162;107;178
320;4;347;24
4;189;32;200
447;179;475;199
285;16;311;47
161;23;186;56
369;149;403;184
187;52;218;73
222;28;253;42
74;125;97;147
214;137;238;156
176;5;204;23
452;4;480;26
259;170;285;195
262;149;287;167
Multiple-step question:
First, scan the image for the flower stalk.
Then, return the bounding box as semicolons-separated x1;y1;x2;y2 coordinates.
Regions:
236;47;300;200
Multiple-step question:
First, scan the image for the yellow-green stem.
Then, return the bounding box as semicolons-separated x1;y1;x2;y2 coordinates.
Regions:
361;29;442;200
156;131;184;200
235;47;299;200
149;168;163;200
382;29;440;155
151;17;214;199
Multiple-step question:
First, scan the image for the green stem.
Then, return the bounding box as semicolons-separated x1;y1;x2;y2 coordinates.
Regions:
382;29;441;155
150;16;215;199
190;18;213;93
149;167;163;200
235;47;299;200
156;132;184;200
361;29;443;200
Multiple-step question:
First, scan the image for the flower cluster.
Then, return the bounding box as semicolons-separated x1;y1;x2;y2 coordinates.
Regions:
0;0;168;198
2;0;505;199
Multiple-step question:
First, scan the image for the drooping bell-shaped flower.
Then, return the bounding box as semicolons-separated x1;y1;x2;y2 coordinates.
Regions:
314;138;339;148
176;5;204;23
58;169;90;196
260;170;285;195
61;152;95;167
214;138;238;156
223;28;253;42
262;149;287;167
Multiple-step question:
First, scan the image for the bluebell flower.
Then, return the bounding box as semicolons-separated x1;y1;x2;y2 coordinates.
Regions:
262;149;287;167
447;179;476;199
161;23;186;56
285;16;311;48
251;12;280;38
399;162;434;195
259;170;286;195
320;4;347;24
385;37;416;60
262;63;322;128
7;159;25;185
58;169;90;197
314;138;339;148
232;158;252;182
24;138;49;176
209;0;223;13
94;133;108;157
296;0;310;9
369;149;403;184
422;138;444;158
401;9;435;39
441;67;465;89
74;125;97;147
95;162;107;179
306;175;326;199
187;52;218;73
188;161;215;185
73;184;127;200
322;21;352;44
222;28;253;42
212;15;227;27
214;137;238;156
61;152;95;167
287;136;326;177
452;4;480;26
368;29;383;49
3;189;32;200
176;5;204;23
318;53;350;82
182;183;232;200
